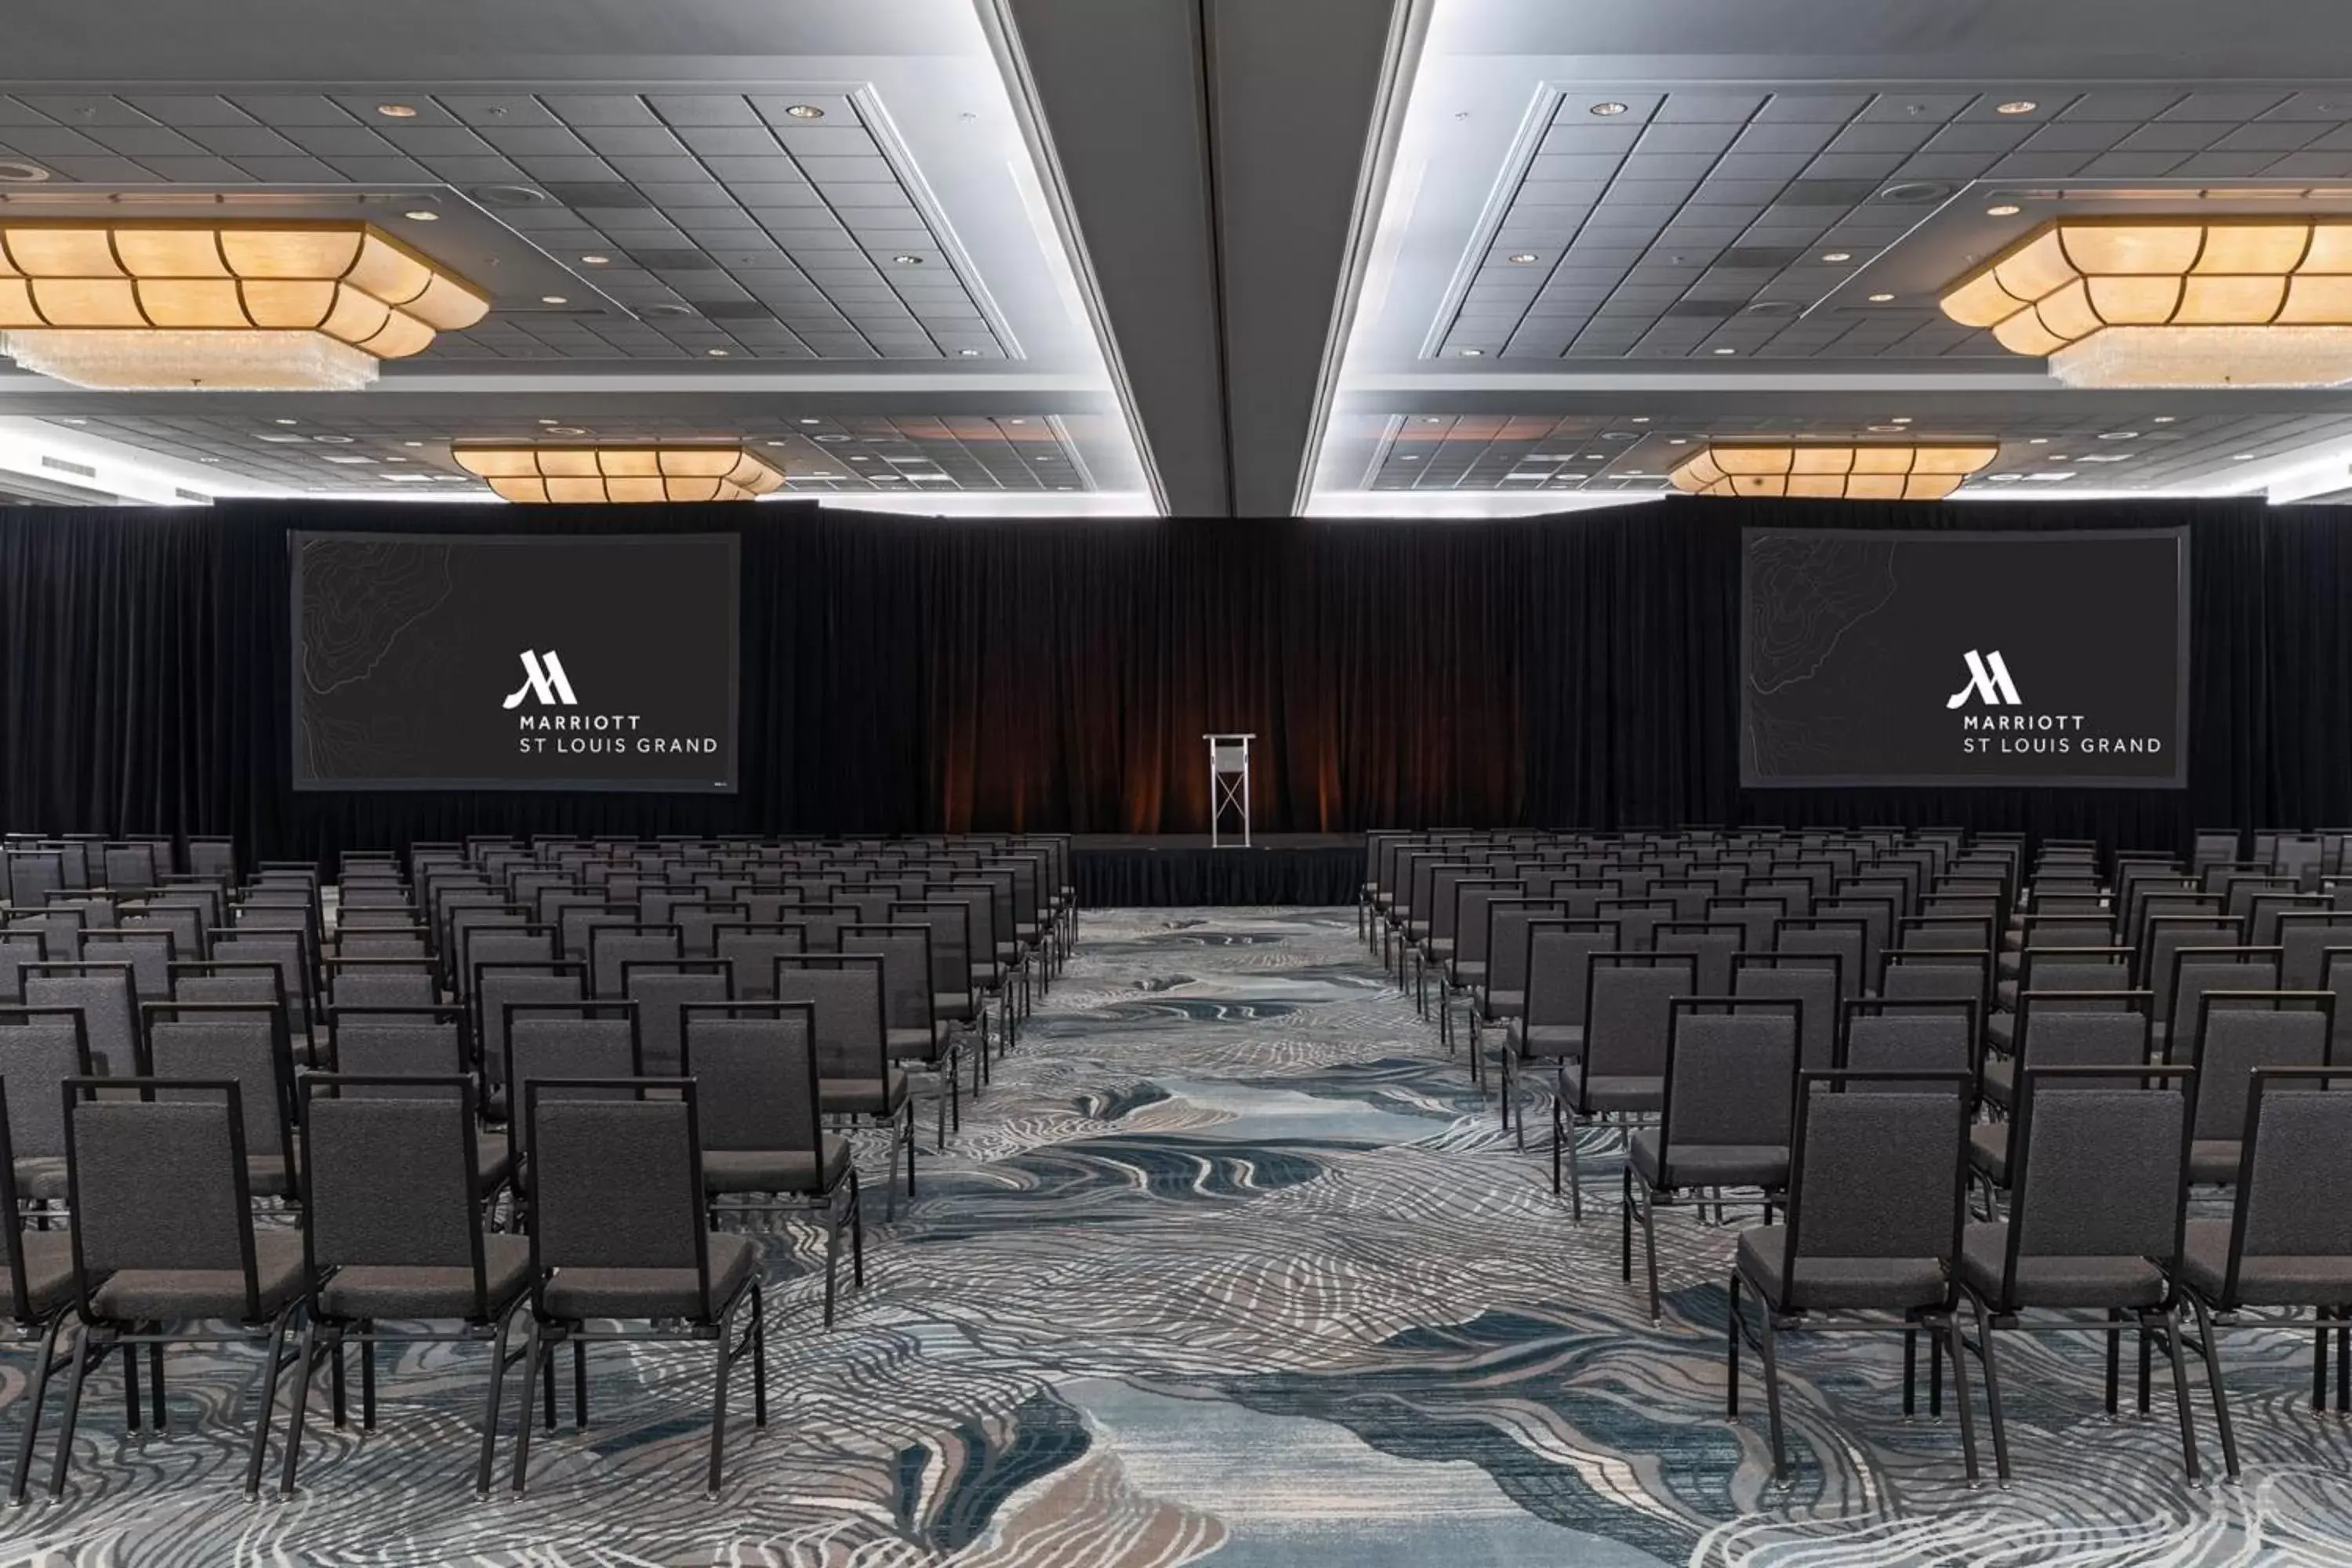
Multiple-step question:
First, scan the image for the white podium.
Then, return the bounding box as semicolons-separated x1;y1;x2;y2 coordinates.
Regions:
1204;733;1255;848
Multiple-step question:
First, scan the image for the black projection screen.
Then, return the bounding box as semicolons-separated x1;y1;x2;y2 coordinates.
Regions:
291;532;739;793
1740;528;2188;789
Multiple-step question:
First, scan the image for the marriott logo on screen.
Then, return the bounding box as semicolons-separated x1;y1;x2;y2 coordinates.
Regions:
1944;648;2162;759
500;649;720;759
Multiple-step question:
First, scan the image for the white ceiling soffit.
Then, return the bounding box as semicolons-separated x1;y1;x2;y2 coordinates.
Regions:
0;0;1152;506
1308;0;2352;508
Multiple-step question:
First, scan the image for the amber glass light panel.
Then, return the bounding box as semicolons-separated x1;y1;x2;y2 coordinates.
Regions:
1668;443;1999;499
453;445;787;503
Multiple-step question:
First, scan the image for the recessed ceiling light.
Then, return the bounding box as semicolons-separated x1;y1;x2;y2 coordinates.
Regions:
706;348;729;357
2233;452;2257;460
1590;102;1628;117
1630;416;1650;423
1867;423;1904;433
1423;416;1444;424
958;348;983;357
785;104;826;120
1987;204;2021;217
2027;472;2074;481
383;456;406;463
1987;473;2024;483
2099;430;2140;441
0;161;53;183
815;434;849;443
1996;100;2038;115
536;418;558;426
1507;252;1540;264
404;210;437;222
1400;455;1420;461
1008;418;1027;425
404;440;424;448
798;418;819;425
376;103;419;119
547;426;586;437
311;434;354;445
1867;292;1896;303
2028;437;2050;445
873;474;902;481
1461;348;1484;357
1889;416;1913;424
273;418;299;426
59;417;85;426
850;455;870;462
1711;347;1737;355
1820;252;1853;263
2048;454;2071;461
891;254;924;266
580;254;610;266
765;440;786;448
2152;416;2176;423
1668;438;1689;445
540;294;568;305
810;472;836;479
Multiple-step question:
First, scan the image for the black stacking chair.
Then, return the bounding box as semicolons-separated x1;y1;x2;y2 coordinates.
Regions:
513;1079;764;1498
1958;1065;2200;1483
2176;1067;2352;1479
844;924;960;1149
1838;997;1980;1083
53;1078;307;1500
1728;1069;1977;1484
683;1001;862;1326
283;1076;531;1497
1732;952;1842;1073
500;1001;643;1210
0;1005;93;1210
1500;918;1616;1140
2177;991;2334;1185
1552;952;1697;1217
775;955;915;1218
1970;993;2154;1206
0;1083;74;1505
326;1005;512;1197
140;1001;299;1205
1627;997;1802;1322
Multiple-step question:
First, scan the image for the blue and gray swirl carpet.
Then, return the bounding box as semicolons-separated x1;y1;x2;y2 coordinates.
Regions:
11;908;2352;1564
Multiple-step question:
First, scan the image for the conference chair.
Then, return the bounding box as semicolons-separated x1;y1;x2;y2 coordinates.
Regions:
326;1005;511;1197
2176;992;2333;1185
1498;919;1615;1142
682;1002;862;1325
1727;1069;1978;1484
0;1083;74;1504
281;1076;530;1497
140;1001;301;1205
844;924;960;1148
512;1079;764;1498
22;962;137;1079
1552;952;1697;1218
1957;1065;2200;1484
1626;998;1801;1322
775;955;915;1218
53;1078;307;1500
622;958;734;1076
1732;953;1842;1074
0;1006;93;1207
0;931;45;1004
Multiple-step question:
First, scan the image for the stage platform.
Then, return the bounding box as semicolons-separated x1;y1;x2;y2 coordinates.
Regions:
1070;833;1362;907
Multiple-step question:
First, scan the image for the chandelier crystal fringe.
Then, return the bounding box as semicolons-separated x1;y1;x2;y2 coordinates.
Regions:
0;220;490;390
454;444;787;503
1668;443;1999;499
1940;219;2352;387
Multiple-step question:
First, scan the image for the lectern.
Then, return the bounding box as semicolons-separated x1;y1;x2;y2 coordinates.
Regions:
1203;733;1255;848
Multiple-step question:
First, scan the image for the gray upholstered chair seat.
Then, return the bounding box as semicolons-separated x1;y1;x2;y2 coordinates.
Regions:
2187;1138;2242;1185
319;1236;531;1319
13;1156;67;1200
702;1135;851;1196
1987;1013;2015;1052
1980;1058;2015;1108
476;1128;515;1193
1425;938;1454;960
541;1231;757;1319
1629;1131;1786;1191
935;992;976;1020
886;1026;941;1062
1958;1222;2166;1308
1558;1063;1661;1112
1995;978;2020;1007
1735;1228;1950;1311
92;1230;305;1319
1506;1020;1583;1060
1998;953;2022;981
1447;959;1484;985
1480;988;1524;1021
247;1152;299;1199
1966;1123;2013;1185
819;1069;909;1116
8;1230;75;1316
2180;1218;2352;1306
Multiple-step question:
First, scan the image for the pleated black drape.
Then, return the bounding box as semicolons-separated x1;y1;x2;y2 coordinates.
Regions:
2;495;2343;865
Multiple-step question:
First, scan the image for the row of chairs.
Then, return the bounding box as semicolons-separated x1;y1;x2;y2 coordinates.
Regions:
0;834;238;906
1367;826;2352;1485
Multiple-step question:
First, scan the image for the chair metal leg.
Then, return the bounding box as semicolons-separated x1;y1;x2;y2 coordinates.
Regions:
1969;1294;2011;1484
2138;1323;2154;1415
572;1336;588;1428
822;1198;845;1329
513;1318;548;1495
2153;1308;2201;1481
1903;1329;1918;1417
476;1298;524;1499
7;1311;65;1507
850;1169;866;1287
1566;1106;1584;1221
2314;1313;2330;1413
2105;1308;2122;1415
1621;1167;1634;1283
1944;1316;1981;1486
242;1302;298;1500
279;1319;326;1497
331;1329;348;1429
2188;1295;2238;1479
147;1342;164;1432
360;1323;378;1430
1640;1183;1662;1323
122;1334;140;1434
48;1326;98;1500
540;1327;557;1432
1929;1323;1944;1417
705;1301;736;1499
1759;1308;1788;1482
750;1281;768;1428
903;1102;916;1199
1725;1273;1742;1418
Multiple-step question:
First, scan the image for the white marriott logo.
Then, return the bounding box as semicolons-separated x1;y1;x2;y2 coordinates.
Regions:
1945;649;2021;710
502;650;578;709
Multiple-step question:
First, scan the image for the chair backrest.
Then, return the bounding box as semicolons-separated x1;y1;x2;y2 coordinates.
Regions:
713;923;805;1001
772;955;888;1083
1451;880;1523;966
1655;923;1741;996
2143;916;2243;1011
680;1002;822;1157
1733;953;1841;1073
2168;946;2281;1036
1773;919;1867;1000
526;1079;718;1319
1658;1000;1801;1166
78;931;174;1000
0;1006;92;1159
1705;898;1784;953
1898;916;1993;955
1879;951;1991;1033
2015;992;2153;1074
1838;998;1978;1085
64;1079;262;1318
327;959;440;1012
2001;1066;2192;1311
1774;1070;1972;1312
503;1005;643;1162
2206;1069;2352;1305
1520;919;1617;1031
23;965;136;1077
2187;992;2333;1142
1483;899;1567;1003
1594;898;1670;952
2016;949;2133;997
1581;953;1699;1080
2278;913;2352;990
140;1003;294;1168
461;925;558;996
300;1076;491;1315
476;963;586;1085
327;1005;471;1094
590;924;682;1000
621;960;734;1076
674;901;749;959
842;925;936;1041
0;931;45;1003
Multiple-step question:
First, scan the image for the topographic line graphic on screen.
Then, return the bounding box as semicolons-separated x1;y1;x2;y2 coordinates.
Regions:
296;539;455;779
1745;535;1900;695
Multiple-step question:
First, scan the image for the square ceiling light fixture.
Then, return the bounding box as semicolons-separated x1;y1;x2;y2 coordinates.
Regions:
454;443;785;503
1943;220;2352;387
0;221;490;391
1669;442;1999;499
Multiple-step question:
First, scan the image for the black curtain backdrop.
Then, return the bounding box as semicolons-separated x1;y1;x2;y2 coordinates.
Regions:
1;495;2343;865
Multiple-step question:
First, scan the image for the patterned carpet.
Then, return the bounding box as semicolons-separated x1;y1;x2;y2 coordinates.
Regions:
9;907;2352;1565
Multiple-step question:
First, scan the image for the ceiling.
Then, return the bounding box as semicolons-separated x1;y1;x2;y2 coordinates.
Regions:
7;0;2352;514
